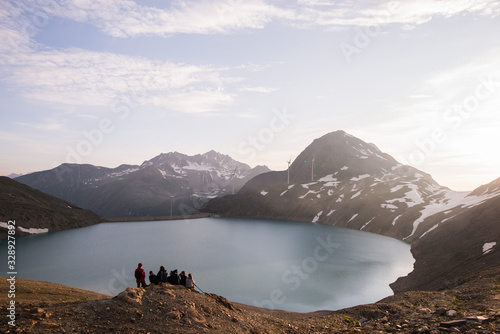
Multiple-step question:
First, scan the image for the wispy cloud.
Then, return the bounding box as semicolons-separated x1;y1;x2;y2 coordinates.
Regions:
288;0;500;30
0;44;234;109
9;0;499;41
152;88;234;114
239;86;276;93
33;0;285;37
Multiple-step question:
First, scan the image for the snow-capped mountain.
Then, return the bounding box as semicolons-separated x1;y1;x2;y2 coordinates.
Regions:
202;131;500;241
15;151;269;217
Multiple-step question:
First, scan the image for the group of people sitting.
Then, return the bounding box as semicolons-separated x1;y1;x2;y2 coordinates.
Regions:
134;263;195;289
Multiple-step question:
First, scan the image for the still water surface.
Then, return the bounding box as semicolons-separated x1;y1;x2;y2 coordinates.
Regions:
1;218;413;312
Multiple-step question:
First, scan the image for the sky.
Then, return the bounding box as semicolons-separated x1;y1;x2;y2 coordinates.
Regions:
0;0;499;191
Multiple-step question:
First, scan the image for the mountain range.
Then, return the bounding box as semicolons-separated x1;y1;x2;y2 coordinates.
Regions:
8;130;500;292
15;151;269;217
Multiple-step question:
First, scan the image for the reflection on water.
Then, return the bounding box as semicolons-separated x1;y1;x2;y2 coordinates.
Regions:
0;218;413;312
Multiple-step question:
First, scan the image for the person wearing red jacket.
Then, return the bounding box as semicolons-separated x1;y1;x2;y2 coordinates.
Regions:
134;263;146;288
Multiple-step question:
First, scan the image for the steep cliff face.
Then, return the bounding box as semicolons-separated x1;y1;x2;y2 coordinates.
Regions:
0;177;102;239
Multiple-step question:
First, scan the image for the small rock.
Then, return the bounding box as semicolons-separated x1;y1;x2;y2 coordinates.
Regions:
446;310;457;317
440;319;467;328
116;288;145;307
418;325;430;332
167;310;182;320
418;308;433;314
38;321;60;329
447;327;461;333
466;315;489;324
435;308;447;316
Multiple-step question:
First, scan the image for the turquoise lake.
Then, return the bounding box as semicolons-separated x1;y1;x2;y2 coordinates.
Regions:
0;218;413;312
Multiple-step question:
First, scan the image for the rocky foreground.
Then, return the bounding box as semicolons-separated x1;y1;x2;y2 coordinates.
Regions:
1;267;499;333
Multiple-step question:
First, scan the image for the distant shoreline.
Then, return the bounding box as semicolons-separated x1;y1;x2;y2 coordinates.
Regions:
104;213;213;222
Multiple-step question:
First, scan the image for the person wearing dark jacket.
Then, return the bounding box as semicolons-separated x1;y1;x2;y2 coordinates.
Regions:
149;271;158;285
170;269;180;285
134;263;146;288
157;266;168;284
179;271;187;286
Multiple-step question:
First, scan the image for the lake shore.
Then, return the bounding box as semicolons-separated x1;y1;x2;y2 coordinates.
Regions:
104;213;212;222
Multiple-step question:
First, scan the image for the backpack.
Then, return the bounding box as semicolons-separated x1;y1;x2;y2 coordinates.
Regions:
135;268;142;280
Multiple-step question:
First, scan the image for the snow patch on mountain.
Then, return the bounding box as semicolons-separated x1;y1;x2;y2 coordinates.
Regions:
361;217;375;230
312;211;323;223
347;214;358;223
483;242;496;254
158;169;168;179
318;174;337;182
351;191;362;199
350;174;370;182
17;226;49;234
405;189;500;240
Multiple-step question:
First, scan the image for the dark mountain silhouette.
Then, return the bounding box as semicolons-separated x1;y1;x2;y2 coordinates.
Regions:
0;176;102;239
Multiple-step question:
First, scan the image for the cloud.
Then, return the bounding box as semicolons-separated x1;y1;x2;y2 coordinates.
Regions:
239;86;276;93
5;0;500;41
0;44;233;108
286;0;500;29
0;3;238;113
29;0;285;38
152;88;234;114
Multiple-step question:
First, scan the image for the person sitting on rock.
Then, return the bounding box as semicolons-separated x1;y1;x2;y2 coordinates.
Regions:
179;270;187;286
149;271;158;285
134;263;147;288
185;273;195;289
156;266;168;284
170;269;180;285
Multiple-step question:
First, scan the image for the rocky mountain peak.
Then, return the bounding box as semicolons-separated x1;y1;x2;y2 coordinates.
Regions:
288;131;399;184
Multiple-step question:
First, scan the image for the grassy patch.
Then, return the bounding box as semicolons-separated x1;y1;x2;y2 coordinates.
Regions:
344;315;355;323
451;296;467;310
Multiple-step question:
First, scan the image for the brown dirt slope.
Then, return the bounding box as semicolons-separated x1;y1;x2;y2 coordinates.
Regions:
1;268;499;333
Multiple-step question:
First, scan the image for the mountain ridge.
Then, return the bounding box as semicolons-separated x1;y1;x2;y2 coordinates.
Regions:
203;130;454;240
15;150;270;218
